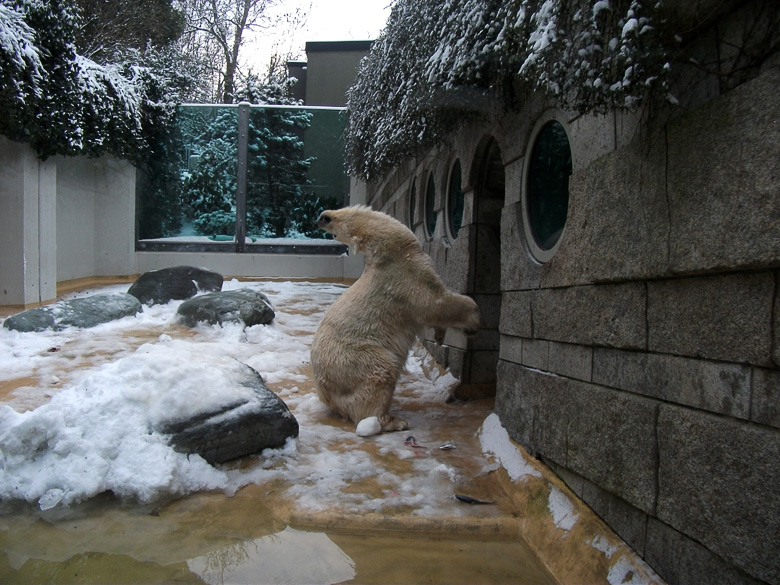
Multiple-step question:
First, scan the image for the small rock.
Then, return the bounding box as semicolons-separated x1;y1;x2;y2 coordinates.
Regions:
2;294;142;332
176;289;275;327
128;266;223;305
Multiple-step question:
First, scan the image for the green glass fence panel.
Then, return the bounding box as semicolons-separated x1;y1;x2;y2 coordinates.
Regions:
135;104;347;250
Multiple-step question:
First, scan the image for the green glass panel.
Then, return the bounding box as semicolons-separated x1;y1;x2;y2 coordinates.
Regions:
135;104;346;245
425;175;437;237
448;160;464;239
527;121;572;251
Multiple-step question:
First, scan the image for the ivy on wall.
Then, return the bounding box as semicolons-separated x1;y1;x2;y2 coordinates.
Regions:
345;0;677;181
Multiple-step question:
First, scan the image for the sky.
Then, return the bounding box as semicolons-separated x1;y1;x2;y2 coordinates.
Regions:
244;0;392;72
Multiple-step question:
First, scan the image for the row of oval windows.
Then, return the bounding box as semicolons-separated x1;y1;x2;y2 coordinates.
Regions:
409;117;572;264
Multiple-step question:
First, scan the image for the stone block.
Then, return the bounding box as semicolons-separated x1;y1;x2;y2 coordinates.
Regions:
521;338;548;370
593;348;751;419
532;283;646;349
564;382;658;514
498;363;658;513
656;405;780;584
645;517;764;585
498;334;522;364
499;291;533;337
774;273;780;367
751;367;780;429
580;477;649;557
567;111;615;168
542;140;669;288
548;342;592;381
441;223;474;291
500;204;542;292
495;360;534;451
526;368;570;467
647;272;774;366
667;68;780;274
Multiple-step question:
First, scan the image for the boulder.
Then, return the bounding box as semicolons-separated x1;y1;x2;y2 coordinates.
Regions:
128;266;223;305
176;289;275;327
159;363;298;464
2;294;142;332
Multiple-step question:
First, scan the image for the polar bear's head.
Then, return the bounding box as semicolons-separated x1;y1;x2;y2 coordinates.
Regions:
317;206;420;262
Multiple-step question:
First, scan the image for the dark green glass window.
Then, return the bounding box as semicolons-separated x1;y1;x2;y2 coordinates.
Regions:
527;121;572;251
409;178;416;228
425;174;437;238
447;160;464;239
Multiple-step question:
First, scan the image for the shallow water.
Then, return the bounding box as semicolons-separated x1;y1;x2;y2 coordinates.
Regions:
0;280;556;584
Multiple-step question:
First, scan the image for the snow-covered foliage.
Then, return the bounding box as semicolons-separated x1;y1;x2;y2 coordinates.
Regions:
345;0;670;180
0;0;191;161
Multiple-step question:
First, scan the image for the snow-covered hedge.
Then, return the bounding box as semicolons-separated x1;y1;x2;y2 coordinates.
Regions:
0;0;178;161
345;0;670;180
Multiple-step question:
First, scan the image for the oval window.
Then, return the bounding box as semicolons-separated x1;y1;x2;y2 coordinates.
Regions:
425;174;437;239
524;119;572;261
447;160;464;239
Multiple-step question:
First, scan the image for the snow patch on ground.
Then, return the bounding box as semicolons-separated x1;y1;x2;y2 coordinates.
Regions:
478;413;541;482
548;485;579;531
0;280;484;515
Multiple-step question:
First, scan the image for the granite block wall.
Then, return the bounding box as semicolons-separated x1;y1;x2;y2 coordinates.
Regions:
367;64;779;585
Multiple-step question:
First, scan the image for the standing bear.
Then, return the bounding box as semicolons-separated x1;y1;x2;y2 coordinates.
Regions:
310;206;480;436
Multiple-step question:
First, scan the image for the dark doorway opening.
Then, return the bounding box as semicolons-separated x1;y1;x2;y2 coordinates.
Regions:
456;138;505;399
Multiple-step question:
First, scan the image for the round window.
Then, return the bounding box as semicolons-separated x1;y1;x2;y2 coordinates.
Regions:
523;118;572;261
408;178;416;229
447;160;464;239
425;174;437;238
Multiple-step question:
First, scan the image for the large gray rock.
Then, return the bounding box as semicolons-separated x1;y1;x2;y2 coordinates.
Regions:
2;294;142;332
176;289;275;327
128;266;223;305
158;363;298;464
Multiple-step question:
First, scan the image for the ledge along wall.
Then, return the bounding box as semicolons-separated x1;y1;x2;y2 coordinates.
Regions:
0;142;364;308
367;64;780;585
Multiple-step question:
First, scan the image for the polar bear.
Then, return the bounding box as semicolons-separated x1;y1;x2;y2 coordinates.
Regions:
310;206;480;435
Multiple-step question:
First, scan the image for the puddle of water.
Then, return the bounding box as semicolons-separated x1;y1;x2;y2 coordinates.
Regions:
0;280;557;585
0;483;554;585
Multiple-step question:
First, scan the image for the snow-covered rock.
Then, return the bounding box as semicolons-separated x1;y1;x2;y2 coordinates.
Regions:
2;294;141;332
176;288;275;327
128;265;223;306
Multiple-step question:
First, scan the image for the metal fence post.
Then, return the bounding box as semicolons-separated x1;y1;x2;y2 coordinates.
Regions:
235;102;250;252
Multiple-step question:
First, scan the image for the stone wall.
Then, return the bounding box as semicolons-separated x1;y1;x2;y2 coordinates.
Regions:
366;66;780;585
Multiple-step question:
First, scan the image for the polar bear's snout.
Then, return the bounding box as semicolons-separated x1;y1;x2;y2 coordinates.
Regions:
317;212;332;230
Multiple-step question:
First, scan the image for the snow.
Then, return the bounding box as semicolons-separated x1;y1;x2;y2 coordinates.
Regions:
0;280;500;515
345;0;670;180
547;485;579;531
355;416;381;436
478;413;541;482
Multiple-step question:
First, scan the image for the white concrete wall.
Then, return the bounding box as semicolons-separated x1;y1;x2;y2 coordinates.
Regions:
56;156;136;281
0;138;57;305
135;251;363;280
1;139;365;307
